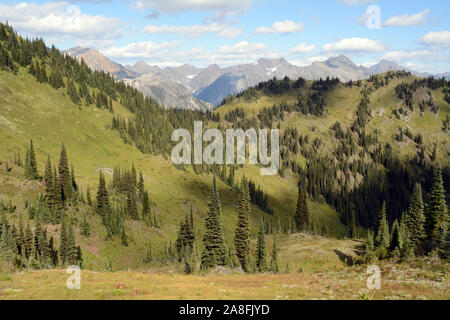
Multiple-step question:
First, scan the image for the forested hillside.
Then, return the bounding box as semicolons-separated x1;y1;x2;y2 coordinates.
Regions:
0;21;449;279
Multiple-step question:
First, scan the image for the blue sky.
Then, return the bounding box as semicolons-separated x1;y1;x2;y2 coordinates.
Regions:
0;0;449;72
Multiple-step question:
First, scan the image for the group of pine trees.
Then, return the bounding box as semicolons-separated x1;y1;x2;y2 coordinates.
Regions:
95;164;158;243
0;209;82;270
197;176;279;274
366;166;448;261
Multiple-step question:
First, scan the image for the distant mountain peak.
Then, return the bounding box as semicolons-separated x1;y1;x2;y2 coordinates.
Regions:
325;55;357;69
64;46;135;79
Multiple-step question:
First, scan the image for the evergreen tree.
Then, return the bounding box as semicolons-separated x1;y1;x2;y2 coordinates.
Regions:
24;223;34;259
126;190;138;220
375;202;390;248
96;172;109;215
44;156;55;208
406;183;425;250
24;140;39;180
269;236;279;273
390;220;402;252
67;80;81;105
138;171;145;200
294;182;309;231
255;220;267;272
66;222;78;265
200;176;227;269
234;178;251;271
59;215;68;265
58;144;72;202
366;229;374;253
425;166;448;243
142;191;151;222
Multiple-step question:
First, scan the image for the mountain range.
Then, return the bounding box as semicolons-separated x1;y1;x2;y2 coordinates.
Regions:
65;47;449;110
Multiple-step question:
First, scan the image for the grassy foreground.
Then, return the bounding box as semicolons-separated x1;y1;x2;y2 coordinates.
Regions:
1;260;448;300
1;233;449;300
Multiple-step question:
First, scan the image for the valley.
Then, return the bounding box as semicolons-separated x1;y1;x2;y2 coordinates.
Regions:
0;21;449;300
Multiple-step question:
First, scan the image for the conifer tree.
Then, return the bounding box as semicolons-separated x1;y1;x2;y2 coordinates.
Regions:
406;183;425;250
200;176;227;269
269;236;279;273
67;80;81;106
366;229;374;253
71;165;78;193
126;190;138;220
234;178;250;271
52;165;62;209
142;191;151;222
390;220;402;252
255;220;267;272
58;144;72;202
24;223;34;259
138;171;145;201
44;156;55;208
59;215;68;265
375;202;390;248
24;140;39;180
66;222;78;265
425;166;448;243
294;182;309;231
96;172;109;215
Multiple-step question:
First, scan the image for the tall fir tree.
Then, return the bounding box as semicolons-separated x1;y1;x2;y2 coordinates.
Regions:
294;182;309;231
425;166;448;243
255;220;267;272
58;144;72;202
138;171;145;201
96;172;109;214
406;183;425;250
234;178;251;271
390;219;403;252
24;139;39;180
269;235;279;273
375;202;390;248
200;176;227;270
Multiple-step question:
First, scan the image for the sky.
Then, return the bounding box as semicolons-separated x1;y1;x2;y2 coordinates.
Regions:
0;0;449;73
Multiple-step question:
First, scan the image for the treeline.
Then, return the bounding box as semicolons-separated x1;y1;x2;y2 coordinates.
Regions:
395;77;449;114
279;84;449;238
0;210;82;270
0;22;216;158
363;166;449;263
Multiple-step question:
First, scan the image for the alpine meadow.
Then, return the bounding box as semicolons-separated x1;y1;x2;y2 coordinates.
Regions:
0;0;449;304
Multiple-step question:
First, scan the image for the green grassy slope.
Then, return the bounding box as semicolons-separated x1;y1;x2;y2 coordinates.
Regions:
0;68;346;270
216;75;449;163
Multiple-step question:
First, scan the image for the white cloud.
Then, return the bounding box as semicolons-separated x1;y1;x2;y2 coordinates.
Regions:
0;2;123;42
143;23;242;39
217;41;267;54
323;37;386;54
217;27;244;38
382;50;433;62
421;31;450;47
134;0;252;15
102;41;181;59
101;40;278;67
382;9;430;27
290;55;329;66
254;20;304;35
290;43;316;54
